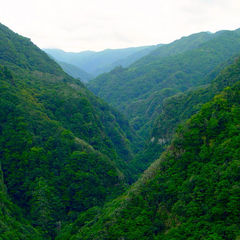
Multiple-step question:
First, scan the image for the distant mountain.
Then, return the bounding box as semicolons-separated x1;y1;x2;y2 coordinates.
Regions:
88;29;240;137
57;61;93;82
44;45;160;77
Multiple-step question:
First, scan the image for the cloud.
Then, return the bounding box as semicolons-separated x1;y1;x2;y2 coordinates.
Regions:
0;0;239;51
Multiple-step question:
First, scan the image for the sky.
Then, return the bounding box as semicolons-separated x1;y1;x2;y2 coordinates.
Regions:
0;0;240;52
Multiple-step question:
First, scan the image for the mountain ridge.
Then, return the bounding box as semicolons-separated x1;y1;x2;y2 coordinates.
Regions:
88;28;240;137
44;44;160;78
1;22;240;240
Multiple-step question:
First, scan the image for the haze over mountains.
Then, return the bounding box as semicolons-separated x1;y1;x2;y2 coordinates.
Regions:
44;45;160;81
1;22;240;240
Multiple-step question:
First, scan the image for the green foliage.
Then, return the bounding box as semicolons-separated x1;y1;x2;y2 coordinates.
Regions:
134;56;240;174
0;164;43;240
0;67;128;237
69;70;240;239
88;29;240;137
2;22;240;240
0;23;141;239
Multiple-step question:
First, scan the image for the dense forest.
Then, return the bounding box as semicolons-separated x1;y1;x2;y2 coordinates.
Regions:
0;23;141;239
131;56;240;173
1;22;240;240
61;57;240;240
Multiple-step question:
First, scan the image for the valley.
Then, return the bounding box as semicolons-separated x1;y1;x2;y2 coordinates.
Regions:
0;22;240;240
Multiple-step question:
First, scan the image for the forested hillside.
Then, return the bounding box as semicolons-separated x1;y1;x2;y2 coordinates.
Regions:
88;29;240;137
65;57;240;240
132;56;240;173
0;23;141;239
1;21;240;240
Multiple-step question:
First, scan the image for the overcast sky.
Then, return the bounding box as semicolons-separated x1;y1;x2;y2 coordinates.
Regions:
0;0;240;52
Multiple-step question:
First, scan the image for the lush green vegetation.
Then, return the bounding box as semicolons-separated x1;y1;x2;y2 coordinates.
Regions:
0;164;43;240
132;56;240;174
88;29;240;137
2;22;240;240
66;62;240;239
0;23;141;239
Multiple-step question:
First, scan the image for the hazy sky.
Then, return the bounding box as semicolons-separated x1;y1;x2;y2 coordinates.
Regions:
1;0;240;52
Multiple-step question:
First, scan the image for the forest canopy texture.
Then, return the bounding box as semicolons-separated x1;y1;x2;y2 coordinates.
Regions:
0;22;240;240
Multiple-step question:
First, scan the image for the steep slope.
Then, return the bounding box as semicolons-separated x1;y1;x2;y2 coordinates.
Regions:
88;29;240;137
44;45;158;77
66;58;240;240
0;24;62;75
0;23;141;239
132;56;239;173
